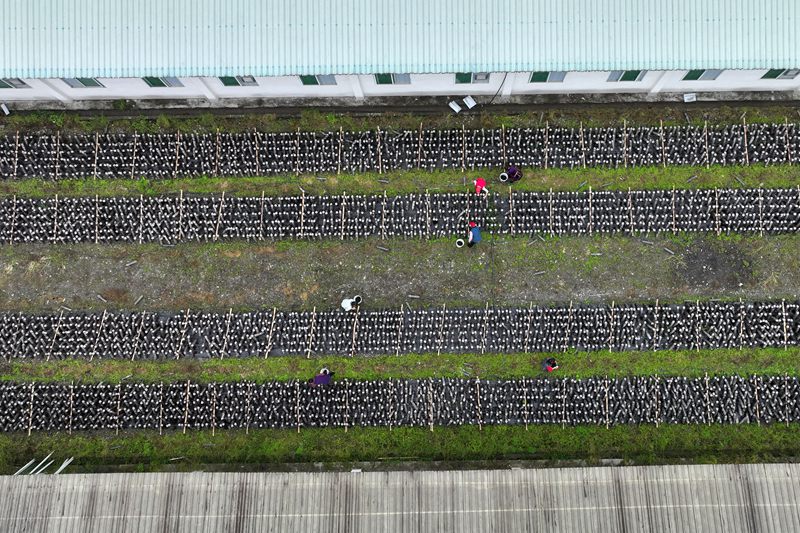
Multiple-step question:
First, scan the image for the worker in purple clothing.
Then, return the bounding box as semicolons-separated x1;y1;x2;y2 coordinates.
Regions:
506;165;522;183
309;367;335;386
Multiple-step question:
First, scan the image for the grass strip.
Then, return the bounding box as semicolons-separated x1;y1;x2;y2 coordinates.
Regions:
2;424;799;474
2;347;798;384
1;165;797;198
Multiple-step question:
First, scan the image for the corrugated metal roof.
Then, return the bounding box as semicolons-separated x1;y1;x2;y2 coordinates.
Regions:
2;0;798;79
1;463;800;532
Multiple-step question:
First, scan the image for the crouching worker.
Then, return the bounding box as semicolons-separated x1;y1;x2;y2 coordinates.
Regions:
308;367;335;387
542;357;559;373
467;221;482;248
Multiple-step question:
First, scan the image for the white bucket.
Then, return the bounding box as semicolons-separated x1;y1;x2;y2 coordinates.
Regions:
455;239;465;248
499;172;509;182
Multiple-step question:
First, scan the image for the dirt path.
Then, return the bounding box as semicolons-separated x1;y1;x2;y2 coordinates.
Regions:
0;233;796;313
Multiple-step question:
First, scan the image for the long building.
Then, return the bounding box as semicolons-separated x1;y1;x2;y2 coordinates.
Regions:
1;0;798;109
2;463;800;532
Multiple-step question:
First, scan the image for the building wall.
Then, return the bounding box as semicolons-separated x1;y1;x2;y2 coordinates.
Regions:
1;70;798;107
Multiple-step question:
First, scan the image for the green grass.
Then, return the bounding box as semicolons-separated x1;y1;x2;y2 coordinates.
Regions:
2;423;799;474
3;104;798;135
0;164;797;199
2;347;798;384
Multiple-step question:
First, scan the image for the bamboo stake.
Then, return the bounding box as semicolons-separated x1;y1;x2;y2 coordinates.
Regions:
92;132;99;179
622;119;628;168
704;120;710;169
561;379;567;429
349;305;360;357
607;301;616;350
548;188;554;236
94;194;99;244
427;383;434;432
116;382;122;435
782;299;789;350
671;188;677;233
436;303;447;356
381;191;387;240
182;380;191;434
52;194;59;243
220;308;233;359
704;372;710;425
475;378;483;431
138;194;144;244
68;381;74;435
522;378;528;430
173;131;181;179
480;302;490;354
245;382;253;434
695;300;701;352
654;375;660;427
159;382;164;435
340;192;346;240
416;122;423;168
46;311;63;362
563;301;574;353
259;190;265;241
89;309;107;362
305;307;317;359
627;188;634;234
785;118;793;165
254;129;262;175
715;188;721;236
501;124;507;166
215;128;221;176
524;302;534;354
337;127;343;175
604;377;610;429
130;132;138;179
659;119;666;167
508;186;514;236
13;131;19;179
211;383;217;436
579;122;586;169
543;121;549;169
739;298;745;350
653;299;659;351
425;189;431;239
131;312;146;361
343;380;350;433
9;195;17;244
376;127;383;174
53;130;61;180
27;383;34;436
295;381;301;433
461;125;466;172
754;376;761;426
178;189;185;240
758;187;764;237
264;307;277;358
294;127;300;175
742;116;750;165
213;191;225;242
588;186;593;235
174;309;190;360
395;305;404;356
299;189;305;239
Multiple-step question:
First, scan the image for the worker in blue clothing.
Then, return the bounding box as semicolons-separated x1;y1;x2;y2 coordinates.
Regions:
467;221;482;248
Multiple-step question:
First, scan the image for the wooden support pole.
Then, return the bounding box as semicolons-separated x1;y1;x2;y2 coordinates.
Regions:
178;189;185;241
138;194;144;244
579;121;587;169
659;119;666;167
653;299;659;351
704;372;710;425
695;300;701;352
563;301;574;353
654;375;660;427
758;187;764;237
259;191;265;241
305;307;317;359
13;131;19;180
588;186;593;235
131;312;146;361
94;194;99;244
742;116;750;165
427;383;434;432
548;188;554;236
376;127;383;174
561;379;567;429
416;122;423;169
543;121;549;170
68;381;74;435
522;378;528;430
501;124;507;167
475;378;483;431
339;192;347;240
174;309;190;360
52;194;59;243
299;189;305;239
714;188;721;236
739;298;745;350
349;305;360;358
480;302;490;354
220;308;233;359
46;311;63;362
627;188;634;234
27;382;34;436
10;195;17;244
116;382;123;435
671;188;677;233
604;377;610;429
173;131;181;179
245;382;253;434
130;132;138;179
785;118;793;165
337;127;343;175
295;381;301;433
53;130;61;181
425;189;431;239
607;301;616;351
782;299;789;350
395;305;404;357
211;383;217;436
159;382;164;435
294;127;300;175
89;309;107;362
436;303;447;356
264;307;277;358
92;132;99;179
508;186;514;236
343;380;350;432
461;125;467;172
182;380;191;434
754;376;761;426
215;128;221;176
786;374;791;427
254;129;262;176
622;119;628;168
381;191;387;240
213;191;226;242
524;302;534;354
704;120;710;169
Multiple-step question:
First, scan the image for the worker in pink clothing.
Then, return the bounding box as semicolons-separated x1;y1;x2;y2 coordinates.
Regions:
473;177;489;197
